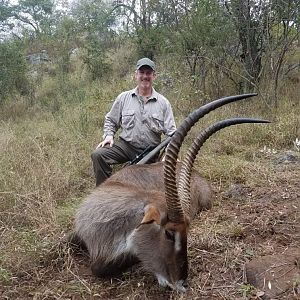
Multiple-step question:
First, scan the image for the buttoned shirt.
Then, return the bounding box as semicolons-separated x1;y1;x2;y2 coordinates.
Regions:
103;87;176;149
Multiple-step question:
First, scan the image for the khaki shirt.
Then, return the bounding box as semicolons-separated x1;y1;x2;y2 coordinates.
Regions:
103;87;176;149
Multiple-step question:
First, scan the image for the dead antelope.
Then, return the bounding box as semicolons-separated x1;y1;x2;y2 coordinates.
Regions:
72;94;269;291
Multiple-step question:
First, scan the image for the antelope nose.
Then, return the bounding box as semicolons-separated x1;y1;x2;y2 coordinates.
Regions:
174;279;188;292
182;279;188;288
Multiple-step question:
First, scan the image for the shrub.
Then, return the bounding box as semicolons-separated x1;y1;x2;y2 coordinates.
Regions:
0;41;29;100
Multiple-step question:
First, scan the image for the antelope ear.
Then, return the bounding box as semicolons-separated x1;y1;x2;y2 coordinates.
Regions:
140;205;161;225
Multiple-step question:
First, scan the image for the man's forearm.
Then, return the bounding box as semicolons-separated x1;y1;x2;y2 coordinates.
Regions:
103;118;117;138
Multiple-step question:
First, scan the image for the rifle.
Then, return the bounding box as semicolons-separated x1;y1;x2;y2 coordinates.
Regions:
136;135;172;165
128;145;155;165
124;135;173;166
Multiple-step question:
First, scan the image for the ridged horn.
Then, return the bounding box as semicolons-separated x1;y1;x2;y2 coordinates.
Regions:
164;93;257;223
178;118;271;217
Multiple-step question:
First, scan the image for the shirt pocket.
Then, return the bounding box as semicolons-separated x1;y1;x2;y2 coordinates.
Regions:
121;110;135;129
150;113;164;133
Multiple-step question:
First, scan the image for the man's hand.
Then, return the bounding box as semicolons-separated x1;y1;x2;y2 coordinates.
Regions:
96;135;114;148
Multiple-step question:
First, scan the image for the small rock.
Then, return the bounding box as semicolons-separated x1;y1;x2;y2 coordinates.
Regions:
274;151;300;164
245;248;300;299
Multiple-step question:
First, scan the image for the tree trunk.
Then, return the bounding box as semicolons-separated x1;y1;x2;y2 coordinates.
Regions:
231;0;264;92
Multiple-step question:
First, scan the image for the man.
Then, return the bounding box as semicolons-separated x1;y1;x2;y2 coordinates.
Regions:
91;57;176;186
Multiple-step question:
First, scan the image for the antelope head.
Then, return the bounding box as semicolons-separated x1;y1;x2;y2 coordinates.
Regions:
129;201;189;291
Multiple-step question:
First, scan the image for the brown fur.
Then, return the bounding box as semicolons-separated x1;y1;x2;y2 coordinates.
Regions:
105;161;213;216
72;161;212;291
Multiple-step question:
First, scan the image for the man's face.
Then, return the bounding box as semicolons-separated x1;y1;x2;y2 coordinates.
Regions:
135;66;156;90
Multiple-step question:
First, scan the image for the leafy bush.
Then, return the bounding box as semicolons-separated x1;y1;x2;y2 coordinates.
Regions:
0;41;29;100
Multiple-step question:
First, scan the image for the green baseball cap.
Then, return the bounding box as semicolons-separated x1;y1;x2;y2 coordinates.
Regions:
136;58;155;71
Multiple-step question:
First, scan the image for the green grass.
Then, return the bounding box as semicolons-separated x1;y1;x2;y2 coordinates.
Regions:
0;267;12;283
56;197;83;229
238;283;256;298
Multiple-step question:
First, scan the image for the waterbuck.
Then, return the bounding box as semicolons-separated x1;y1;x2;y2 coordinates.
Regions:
72;94;269;291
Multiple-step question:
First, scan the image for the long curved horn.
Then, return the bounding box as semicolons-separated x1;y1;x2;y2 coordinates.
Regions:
178;118;271;217
164;93;257;223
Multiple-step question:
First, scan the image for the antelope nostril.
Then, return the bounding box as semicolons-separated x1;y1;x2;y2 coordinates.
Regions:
182;279;188;288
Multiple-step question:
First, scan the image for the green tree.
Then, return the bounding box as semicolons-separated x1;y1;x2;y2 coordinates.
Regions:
71;0;116;79
229;0;269;91
227;0;299;100
0;41;28;100
112;0;166;58
0;0;15;40
266;0;300;105
10;0;55;37
165;0;236;94
53;16;79;74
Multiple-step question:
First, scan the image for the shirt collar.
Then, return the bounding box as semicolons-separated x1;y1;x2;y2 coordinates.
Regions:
132;87;158;101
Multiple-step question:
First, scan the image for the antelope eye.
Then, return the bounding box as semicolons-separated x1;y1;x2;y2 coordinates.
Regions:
165;229;175;242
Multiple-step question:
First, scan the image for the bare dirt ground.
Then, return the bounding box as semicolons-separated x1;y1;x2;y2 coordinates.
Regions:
1;150;299;300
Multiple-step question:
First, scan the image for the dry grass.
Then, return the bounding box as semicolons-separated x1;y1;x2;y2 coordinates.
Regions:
0;68;299;299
